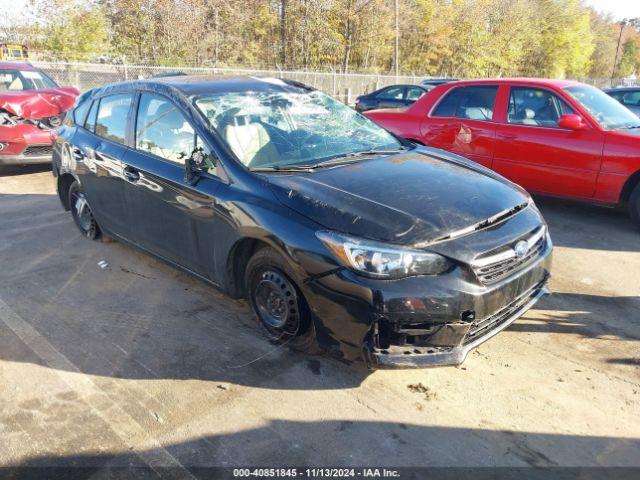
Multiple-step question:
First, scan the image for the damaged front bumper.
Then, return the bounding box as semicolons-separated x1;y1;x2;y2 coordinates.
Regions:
303;230;552;369
364;279;549;368
0;124;54;165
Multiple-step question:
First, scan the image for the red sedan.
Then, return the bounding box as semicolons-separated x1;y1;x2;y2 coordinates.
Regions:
0;62;78;165
365;79;640;226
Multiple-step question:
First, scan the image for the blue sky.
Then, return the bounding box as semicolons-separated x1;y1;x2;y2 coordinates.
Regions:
585;0;640;20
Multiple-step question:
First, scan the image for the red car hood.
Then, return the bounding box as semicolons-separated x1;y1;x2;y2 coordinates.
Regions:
0;88;78;119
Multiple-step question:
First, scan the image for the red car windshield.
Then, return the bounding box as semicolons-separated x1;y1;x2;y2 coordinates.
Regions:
564;85;640;130
0;69;58;91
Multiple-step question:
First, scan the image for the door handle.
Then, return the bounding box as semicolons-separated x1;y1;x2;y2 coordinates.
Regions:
71;147;85;161
497;132;517;140
123;166;140;182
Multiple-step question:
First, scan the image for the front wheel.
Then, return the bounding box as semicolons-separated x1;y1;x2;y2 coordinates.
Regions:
68;181;101;240
629;183;640;230
245;247;318;352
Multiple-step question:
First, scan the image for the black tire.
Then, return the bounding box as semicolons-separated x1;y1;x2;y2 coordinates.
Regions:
630;183;640;229
68;181;101;240
245;247;318;352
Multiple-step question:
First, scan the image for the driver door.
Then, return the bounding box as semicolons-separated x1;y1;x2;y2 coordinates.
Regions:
122;93;222;277
493;86;604;199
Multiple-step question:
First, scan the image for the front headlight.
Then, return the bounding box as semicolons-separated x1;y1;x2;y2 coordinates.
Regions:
316;230;452;279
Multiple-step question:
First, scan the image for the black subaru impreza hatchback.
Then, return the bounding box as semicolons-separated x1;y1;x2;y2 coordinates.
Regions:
52;76;552;368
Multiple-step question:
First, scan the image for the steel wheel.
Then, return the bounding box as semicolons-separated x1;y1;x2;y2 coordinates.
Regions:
69;181;100;240
252;268;300;338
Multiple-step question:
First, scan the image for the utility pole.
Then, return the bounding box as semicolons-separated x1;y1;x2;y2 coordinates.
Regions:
393;0;399;80
611;19;627;86
280;0;287;67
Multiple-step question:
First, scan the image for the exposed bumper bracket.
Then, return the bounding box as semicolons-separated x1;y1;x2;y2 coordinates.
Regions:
364;284;550;369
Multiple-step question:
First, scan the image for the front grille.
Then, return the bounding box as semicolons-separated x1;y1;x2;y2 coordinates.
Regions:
22;145;53;157
472;226;546;285
463;281;544;345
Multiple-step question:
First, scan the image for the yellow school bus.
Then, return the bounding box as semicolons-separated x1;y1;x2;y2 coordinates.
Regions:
0;44;29;62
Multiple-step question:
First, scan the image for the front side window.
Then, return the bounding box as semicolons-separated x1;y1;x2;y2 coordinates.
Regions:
565;85;640;130
621;91;640;106
508;87;575;127
194;85;402;169
73;100;91;126
377;87;405;100
432;86;498;121
136;94;196;164
95;94;133;144
0;69;58;91
85;100;99;132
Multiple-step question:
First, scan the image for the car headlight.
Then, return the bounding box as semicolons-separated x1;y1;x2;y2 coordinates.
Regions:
316;230;452;279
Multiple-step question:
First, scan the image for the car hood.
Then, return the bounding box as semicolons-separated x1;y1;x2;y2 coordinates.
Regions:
0;88;78;119
268;148;530;246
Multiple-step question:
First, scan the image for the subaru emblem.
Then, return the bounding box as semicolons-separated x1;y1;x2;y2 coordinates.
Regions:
513;240;529;258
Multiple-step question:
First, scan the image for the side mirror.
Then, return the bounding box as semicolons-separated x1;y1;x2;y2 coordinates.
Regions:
558;114;586;130
184;148;206;185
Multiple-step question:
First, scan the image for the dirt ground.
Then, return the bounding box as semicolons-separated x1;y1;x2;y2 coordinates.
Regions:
0;165;638;471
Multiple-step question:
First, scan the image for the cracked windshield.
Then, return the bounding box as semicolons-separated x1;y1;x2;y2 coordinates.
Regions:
194;84;402;169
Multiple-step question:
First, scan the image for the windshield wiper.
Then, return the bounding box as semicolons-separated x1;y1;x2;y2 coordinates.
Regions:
250;165;315;173
251;147;409;173
619;124;640;129
309;147;409;169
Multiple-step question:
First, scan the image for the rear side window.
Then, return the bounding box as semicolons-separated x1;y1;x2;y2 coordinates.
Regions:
136;94;195;164
433;86;498;121
95;94;133;144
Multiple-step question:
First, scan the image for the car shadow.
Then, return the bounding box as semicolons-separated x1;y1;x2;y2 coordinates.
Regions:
0;193;371;390
510;291;640;342
6;420;640;470
0;164;51;177
534;196;639;252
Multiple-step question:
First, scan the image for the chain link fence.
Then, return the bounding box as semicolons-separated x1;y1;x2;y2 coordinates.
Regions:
33;61;431;103
33;61;637;102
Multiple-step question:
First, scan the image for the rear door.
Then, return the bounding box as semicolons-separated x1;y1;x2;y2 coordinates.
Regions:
492;85;604;198
419;85;499;168
122;92;222;277
73;93;136;239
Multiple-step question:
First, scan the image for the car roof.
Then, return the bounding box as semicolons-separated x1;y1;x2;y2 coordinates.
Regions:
604;86;640;92
374;84;426;90
86;75;317;100
0;61;37;71
421;78;456;84
442;78;586;89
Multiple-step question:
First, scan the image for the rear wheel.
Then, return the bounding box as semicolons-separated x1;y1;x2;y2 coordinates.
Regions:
630;183;640;229
245;247;318;352
68;181;101;240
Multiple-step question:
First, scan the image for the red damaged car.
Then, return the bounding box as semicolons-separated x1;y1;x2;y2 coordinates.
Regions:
0;62;78;165
365;79;640;227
